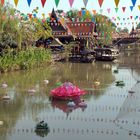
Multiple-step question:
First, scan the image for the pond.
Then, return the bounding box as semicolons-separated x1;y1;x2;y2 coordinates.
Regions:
0;51;140;140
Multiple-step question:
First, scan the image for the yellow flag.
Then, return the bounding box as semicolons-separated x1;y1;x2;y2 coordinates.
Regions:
14;0;19;6
114;0;120;7
138;5;140;10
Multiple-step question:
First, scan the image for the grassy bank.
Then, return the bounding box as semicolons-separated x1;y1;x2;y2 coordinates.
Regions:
0;48;52;73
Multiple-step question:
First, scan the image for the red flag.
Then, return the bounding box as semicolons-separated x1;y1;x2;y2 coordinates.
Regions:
41;0;46;7
122;7;126;12
98;0;104;8
0;0;4;6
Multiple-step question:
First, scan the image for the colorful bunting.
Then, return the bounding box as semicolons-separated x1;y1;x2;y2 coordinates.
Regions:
122;7;126;12
138;5;140;10
115;7;119;13
54;0;60;7
14;0;19;6
27;0;32;7
0;0;4;6
69;0;74;7
81;10;86;16
114;0;120;7
130;6;134;11
83;0;88;7
98;0;104;8
131;0;136;6
41;0;46;7
107;8;110;14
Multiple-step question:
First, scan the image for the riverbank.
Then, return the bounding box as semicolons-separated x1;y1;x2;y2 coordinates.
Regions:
0;48;52;73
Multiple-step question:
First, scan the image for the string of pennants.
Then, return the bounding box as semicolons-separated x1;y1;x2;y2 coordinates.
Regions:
0;0;140;9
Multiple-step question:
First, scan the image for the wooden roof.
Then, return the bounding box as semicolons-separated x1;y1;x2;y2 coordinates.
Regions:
49;10;97;39
66;22;97;38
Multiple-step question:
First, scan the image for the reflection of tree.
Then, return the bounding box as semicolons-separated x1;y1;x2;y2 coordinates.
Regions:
35;129;50;138
0;96;24;140
0;62;115;139
118;52;140;68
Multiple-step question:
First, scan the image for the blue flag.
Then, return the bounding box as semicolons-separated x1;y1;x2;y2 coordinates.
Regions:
27;0;32;7
131;0;136;6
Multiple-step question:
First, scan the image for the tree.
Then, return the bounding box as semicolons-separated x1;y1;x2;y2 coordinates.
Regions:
95;14;116;45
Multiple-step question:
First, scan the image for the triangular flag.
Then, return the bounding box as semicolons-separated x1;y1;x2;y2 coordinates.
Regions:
83;0;88;7
14;0;19;7
0;0;4;6
130;6;134;11
138;5;140;10
115;7;119;13
131;0;136;6
107;8;110;14
130;16;133;19
122;7;126;12
69;0;74;7
114;0;120;7
27;0;32;7
54;0;60;7
41;0;46;7
98;0;104;8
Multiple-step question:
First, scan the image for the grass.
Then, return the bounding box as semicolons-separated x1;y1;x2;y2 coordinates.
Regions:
0;47;52;73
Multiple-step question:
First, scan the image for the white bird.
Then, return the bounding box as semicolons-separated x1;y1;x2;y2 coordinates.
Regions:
43;80;49;84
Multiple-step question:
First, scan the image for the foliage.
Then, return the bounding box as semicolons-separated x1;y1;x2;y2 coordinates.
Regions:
65;8;93;22
0;3;52;51
136;23;140;29
117;27;129;33
94;14;116;45
0;4;20;50
0;48;52;73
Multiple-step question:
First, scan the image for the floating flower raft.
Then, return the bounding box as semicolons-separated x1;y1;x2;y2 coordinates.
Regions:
50;82;86;100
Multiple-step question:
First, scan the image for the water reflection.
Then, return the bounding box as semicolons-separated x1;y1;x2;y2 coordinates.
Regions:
1;51;140;140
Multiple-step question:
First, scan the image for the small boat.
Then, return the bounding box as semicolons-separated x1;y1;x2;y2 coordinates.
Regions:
69;50;95;63
113;69;119;73
94;48;119;61
67;101;76;107
1;83;8;88
94;81;100;86
28;89;36;93
2;95;10;100
128;90;135;94
44;80;49;84
35;121;49;130
115;81;125;87
50;82;86;100
78;101;87;108
0;121;4;126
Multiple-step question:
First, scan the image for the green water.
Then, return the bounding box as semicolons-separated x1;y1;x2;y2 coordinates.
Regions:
0;51;140;140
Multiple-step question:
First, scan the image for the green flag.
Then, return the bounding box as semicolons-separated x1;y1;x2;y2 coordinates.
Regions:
55;0;60;7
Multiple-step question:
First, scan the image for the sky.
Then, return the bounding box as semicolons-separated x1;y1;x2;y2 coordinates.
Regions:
6;0;140;31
